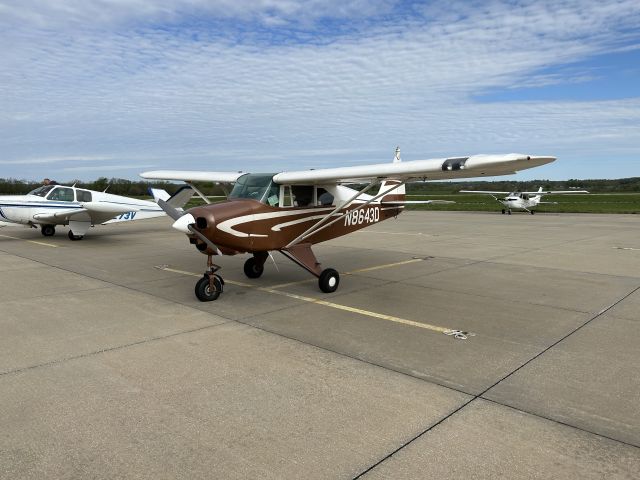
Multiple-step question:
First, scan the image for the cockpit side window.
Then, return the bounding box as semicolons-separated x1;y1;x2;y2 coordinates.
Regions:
77;190;92;202
47;187;75;202
317;188;334;206
292;186;314;206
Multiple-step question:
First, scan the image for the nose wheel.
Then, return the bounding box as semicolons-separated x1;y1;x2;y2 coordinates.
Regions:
195;255;224;302
195;275;223;301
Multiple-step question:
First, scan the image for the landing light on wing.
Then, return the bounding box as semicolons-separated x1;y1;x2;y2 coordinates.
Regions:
173;213;195;233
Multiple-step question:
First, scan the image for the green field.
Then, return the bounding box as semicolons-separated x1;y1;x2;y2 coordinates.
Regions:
405;194;640;214
183;194;640;214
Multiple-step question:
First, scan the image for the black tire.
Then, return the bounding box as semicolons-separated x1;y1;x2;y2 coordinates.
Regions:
195;276;223;302
41;225;55;237
68;230;84;241
244;257;264;279
501;209;505;214
530;210;535;215
507;210;512;215
319;268;340;293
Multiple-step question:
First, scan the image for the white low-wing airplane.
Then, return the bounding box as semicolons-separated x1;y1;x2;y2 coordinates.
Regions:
460;186;589;214
0;184;192;240
141;149;556;301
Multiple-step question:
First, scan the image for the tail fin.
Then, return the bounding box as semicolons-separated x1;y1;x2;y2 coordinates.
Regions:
379;147;405;202
149;188;170;203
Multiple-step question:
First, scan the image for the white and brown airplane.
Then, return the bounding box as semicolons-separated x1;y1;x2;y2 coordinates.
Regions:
460;186;589;214
141;149;555;301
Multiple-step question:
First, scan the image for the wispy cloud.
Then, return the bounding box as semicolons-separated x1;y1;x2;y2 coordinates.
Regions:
61;164;156;172
1;0;639;180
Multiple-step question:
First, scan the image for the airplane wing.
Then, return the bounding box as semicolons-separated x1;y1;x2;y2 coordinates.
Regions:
33;202;150;225
140;171;243;183
140;154;554;185
521;190;589;195
459;190;511;195
273;154;555;184
32;208;91;223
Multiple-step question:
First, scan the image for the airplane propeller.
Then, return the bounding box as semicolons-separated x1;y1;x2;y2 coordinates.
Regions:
157;199;222;255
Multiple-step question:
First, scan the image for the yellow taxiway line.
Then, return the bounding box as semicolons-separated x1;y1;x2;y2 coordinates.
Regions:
155;262;470;338
0;234;59;248
269;258;424;289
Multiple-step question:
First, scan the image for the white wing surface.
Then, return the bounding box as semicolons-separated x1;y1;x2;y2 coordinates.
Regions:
459;190;511;195
521;190;589;195
274;154;554;184
140;170;243;183
33;208;90;223
140;154;555;185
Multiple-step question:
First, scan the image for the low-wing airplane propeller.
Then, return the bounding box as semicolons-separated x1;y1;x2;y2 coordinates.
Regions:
141;148;555;301
460;186;589;214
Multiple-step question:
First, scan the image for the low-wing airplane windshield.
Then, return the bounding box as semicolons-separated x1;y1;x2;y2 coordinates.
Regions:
229;173;279;205
28;185;56;197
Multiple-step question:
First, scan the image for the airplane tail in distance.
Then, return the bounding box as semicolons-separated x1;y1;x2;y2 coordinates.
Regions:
379;146;406;203
150;186;195;210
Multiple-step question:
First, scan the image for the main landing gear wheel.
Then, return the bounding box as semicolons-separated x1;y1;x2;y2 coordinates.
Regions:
195;275;223;302
507;209;512;215
501;209;506;215
530;210;535;215
41;225;55;237
68;231;84;241
244;257;264;279
319;268;340;293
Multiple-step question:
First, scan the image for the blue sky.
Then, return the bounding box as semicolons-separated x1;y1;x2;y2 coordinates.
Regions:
0;0;638;182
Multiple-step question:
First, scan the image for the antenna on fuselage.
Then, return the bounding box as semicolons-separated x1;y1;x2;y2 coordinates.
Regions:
103;184;110;193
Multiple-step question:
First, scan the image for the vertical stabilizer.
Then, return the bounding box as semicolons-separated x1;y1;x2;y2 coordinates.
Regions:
379;147;406;201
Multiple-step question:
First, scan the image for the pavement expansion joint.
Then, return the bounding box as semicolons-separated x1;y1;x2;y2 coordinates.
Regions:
0;322;232;378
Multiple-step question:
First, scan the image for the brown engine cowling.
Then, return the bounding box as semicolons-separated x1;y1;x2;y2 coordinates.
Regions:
184;203;250;256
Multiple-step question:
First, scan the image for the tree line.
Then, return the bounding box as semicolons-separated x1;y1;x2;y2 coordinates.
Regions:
0;176;638;196
408;177;640;194
0;177;227;197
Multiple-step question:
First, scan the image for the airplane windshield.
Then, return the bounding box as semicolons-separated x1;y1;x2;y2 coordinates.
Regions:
229;173;279;205
28;185;56;197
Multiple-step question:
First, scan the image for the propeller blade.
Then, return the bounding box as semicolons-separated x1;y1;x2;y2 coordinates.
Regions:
187;224;222;255
157;199;182;221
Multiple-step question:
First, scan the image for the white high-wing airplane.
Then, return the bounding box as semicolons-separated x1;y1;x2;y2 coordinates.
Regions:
460;186;589;214
0;184;192;240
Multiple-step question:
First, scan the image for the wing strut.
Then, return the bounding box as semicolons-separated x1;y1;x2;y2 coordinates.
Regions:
285;181;379;248
186;182;211;204
285;180;407;248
